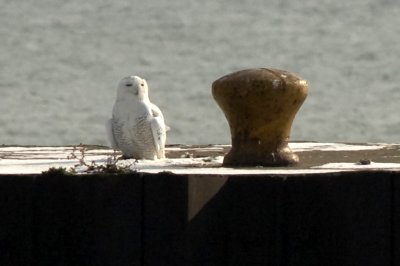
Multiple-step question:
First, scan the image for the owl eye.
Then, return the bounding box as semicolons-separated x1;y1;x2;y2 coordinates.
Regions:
140;83;144;87
126;83;133;87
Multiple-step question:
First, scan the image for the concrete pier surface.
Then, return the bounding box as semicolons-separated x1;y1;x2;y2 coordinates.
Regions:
1;142;400;174
1;142;400;265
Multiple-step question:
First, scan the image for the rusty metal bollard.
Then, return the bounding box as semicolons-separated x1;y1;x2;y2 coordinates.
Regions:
212;68;308;167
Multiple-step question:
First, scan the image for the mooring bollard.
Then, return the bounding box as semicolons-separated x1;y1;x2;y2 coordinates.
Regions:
212;68;308;166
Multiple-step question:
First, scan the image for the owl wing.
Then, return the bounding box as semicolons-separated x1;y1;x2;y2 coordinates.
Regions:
150;117;166;159
106;118;119;150
150;104;167;159
150;103;164;119
151;103;170;130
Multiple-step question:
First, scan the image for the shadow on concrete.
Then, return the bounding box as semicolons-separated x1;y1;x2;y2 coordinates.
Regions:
178;172;394;265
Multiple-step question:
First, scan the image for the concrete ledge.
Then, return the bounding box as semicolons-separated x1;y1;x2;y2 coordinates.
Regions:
1;143;400;265
1;142;400;174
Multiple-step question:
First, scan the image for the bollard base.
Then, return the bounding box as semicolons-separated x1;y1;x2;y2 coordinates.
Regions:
222;141;299;167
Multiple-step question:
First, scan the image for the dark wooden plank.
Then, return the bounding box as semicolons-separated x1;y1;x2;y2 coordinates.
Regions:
0;175;33;265
31;173;142;266
394;172;400;265
142;173;188;265
185;175;284;266
282;171;392;266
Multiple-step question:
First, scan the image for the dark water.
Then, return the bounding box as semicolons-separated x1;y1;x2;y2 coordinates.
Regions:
1;0;399;145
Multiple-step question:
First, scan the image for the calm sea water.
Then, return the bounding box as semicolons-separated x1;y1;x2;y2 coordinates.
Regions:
1;0;400;146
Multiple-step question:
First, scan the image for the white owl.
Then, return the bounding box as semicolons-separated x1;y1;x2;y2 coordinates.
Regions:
106;76;167;159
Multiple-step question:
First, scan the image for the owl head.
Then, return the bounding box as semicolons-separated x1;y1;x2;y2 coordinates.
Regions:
117;75;149;101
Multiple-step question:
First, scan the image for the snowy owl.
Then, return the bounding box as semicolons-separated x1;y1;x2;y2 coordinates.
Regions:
106;76;167;159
